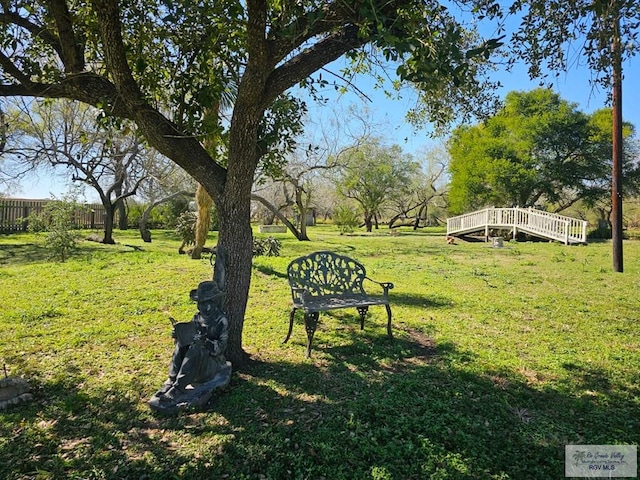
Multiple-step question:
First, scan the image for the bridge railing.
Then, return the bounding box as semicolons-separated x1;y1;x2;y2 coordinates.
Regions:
446;209;489;233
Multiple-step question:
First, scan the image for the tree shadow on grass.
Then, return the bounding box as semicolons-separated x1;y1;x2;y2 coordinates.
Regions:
0;238;149;266
0;242;51;265
1;331;638;480
281;298;450;349
390;292;454;309
308;241;357;253
560;361;640;400
253;263;288;279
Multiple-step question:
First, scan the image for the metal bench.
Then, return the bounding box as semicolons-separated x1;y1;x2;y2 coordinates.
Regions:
283;250;394;357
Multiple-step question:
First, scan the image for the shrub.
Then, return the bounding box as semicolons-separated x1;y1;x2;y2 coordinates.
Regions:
128;198;196;230
253;236;281;256
333;204;360;234
587;225;612;239
25;193;84;261
175;211;197;251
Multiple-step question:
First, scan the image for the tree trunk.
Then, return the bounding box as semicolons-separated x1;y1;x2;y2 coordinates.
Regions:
217;186;253;367
414;204;426;230
139;203;153;243
140;224;152;242
102;203;116;244
295;188;311;241
364;214;373;232
250;193;307;240
388;213;401;229
298;212;310;241
116;197;128;230
210;91;264;367
265;211;276;225
139;191;192;242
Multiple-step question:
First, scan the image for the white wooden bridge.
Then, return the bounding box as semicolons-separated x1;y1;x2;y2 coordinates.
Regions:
446;207;588;245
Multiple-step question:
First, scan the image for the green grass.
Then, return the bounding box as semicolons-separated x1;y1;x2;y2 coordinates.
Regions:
1;225;638;479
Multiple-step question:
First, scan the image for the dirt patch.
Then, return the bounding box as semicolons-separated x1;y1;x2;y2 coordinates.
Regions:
389;327;438;371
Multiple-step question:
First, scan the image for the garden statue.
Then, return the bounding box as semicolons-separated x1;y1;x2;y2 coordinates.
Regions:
149;249;232;414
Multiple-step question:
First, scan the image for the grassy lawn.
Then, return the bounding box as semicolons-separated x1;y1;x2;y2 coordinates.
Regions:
1;225;638;479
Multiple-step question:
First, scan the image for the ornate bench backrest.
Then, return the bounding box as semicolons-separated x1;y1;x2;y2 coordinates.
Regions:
287;251;367;297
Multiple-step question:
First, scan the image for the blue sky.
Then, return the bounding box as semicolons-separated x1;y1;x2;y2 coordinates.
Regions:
304;54;640;159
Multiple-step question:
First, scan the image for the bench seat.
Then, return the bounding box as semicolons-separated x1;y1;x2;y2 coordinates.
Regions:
294;293;390;312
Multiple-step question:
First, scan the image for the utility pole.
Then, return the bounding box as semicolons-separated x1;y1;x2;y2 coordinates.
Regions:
611;11;623;272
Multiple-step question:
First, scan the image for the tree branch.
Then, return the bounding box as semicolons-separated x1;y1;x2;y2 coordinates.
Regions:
0;11;64;58
250;192;302;239
268;1;360;62
89;0;145;107
0;52;33;86
47;0;85;72
86;0;228;198
265;25;365;102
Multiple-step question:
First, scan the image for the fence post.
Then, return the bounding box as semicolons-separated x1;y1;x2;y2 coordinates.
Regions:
21;206;29;231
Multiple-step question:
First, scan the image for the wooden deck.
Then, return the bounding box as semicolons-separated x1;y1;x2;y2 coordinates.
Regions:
446;208;588;245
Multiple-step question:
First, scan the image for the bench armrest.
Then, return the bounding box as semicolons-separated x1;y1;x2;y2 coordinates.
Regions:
291;286;311;305
364;277;394;297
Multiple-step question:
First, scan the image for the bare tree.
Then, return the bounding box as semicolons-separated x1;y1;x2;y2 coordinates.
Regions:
251;106;379;239
252;149;340;240
8;99;153;243
388;144;449;229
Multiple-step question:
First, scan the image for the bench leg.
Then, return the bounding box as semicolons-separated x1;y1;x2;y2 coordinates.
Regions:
283;308;297;343
356;306;369;330
385;304;393;338
304;312;319;358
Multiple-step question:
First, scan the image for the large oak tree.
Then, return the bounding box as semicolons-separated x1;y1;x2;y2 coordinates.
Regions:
0;0;500;364
447;88;638;215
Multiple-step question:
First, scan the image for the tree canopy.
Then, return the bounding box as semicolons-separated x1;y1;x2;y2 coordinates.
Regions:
447;88;638;215
0;0;503;363
387;144;449;229
510;0;640;92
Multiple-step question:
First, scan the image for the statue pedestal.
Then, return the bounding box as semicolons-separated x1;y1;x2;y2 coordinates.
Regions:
148;361;232;415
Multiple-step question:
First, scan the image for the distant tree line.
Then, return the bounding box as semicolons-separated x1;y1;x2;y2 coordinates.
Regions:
3;88;639;243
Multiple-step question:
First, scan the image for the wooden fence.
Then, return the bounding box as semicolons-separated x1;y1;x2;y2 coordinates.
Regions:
0;198;107;233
